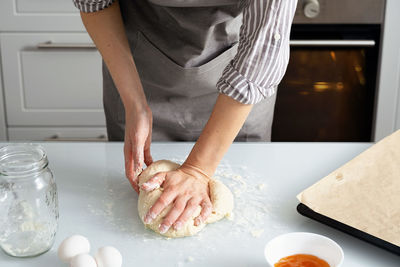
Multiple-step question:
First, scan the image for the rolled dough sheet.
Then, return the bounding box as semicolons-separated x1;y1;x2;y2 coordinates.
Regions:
297;130;400;246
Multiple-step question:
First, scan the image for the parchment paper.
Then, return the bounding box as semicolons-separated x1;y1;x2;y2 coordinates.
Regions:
297;130;400;246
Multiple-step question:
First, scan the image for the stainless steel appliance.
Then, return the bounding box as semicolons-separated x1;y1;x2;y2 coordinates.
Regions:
272;0;385;141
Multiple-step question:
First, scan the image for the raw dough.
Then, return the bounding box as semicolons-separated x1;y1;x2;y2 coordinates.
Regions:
138;160;234;238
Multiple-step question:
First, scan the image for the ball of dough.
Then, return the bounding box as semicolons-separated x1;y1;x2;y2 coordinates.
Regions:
58;235;90;262
138;160;234;238
70;253;97;267
95;246;122;267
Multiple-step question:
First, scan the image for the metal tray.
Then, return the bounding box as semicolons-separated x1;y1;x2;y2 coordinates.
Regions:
297;203;400;256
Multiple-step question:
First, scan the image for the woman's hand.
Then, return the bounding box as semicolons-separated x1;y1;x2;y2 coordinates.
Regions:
124;105;153;193
80;0;153;192
141;164;213;233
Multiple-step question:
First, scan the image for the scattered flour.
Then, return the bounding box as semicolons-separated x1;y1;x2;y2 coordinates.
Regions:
250;229;265;238
257;183;266;190
85;158;287;265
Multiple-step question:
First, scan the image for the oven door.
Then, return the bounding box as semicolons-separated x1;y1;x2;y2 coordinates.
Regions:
272;25;380;142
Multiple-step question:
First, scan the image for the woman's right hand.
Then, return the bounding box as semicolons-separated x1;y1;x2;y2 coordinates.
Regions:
124;105;153;193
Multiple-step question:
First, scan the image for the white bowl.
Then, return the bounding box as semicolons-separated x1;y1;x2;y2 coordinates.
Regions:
265;232;344;267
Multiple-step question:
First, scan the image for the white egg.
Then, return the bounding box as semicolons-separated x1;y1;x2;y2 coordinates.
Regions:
58;235;91;262
70;253;97;267
95;246;122;267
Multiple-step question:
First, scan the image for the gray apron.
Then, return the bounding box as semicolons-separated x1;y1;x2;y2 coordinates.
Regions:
103;0;277;141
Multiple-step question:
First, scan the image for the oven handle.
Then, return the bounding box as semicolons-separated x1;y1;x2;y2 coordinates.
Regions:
289;40;375;47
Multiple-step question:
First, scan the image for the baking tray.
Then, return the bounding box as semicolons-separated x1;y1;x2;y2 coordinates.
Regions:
297;203;400;255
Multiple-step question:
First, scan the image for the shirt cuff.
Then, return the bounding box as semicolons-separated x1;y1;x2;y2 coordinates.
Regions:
216;62;276;105
73;0;115;13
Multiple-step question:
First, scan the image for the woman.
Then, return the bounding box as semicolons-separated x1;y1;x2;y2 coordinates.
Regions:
73;0;297;234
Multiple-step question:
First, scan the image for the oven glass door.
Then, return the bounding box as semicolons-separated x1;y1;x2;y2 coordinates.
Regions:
272;25;379;142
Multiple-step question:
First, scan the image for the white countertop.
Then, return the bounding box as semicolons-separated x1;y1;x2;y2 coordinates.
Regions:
0;142;399;267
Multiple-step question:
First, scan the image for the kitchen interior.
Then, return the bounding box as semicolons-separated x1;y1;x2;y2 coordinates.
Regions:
0;0;399;266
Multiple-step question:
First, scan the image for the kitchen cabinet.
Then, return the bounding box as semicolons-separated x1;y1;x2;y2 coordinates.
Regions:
7;127;107;141
0;0;106;141
0;0;85;31
1;33;104;126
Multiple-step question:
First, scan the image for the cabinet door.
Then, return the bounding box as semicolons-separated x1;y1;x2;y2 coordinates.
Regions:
0;0;84;31
8;127;107;141
1;33;105;127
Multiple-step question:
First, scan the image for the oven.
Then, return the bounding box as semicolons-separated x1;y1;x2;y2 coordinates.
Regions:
271;0;385;142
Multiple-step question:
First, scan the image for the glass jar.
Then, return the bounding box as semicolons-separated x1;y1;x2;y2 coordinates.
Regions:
0;144;58;257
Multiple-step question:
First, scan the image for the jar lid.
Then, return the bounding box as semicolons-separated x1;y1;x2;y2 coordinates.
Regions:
0;144;48;176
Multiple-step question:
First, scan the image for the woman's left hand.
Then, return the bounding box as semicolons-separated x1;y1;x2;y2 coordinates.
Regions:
140;164;213;234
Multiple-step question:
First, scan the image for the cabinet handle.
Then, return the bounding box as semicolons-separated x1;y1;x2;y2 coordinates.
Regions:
37;41;97;49
45;134;107;142
289;40;375;47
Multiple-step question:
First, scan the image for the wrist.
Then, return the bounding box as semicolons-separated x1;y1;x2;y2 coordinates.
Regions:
123;94;150;116
179;163;211;184
183;151;219;178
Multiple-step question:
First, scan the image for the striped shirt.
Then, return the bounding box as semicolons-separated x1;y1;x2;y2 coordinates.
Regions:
73;0;297;105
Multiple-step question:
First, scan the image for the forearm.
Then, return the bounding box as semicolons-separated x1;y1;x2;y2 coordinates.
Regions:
80;0;147;112
184;94;253;176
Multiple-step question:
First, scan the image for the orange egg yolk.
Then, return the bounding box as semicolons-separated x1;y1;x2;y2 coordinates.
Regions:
274;254;330;267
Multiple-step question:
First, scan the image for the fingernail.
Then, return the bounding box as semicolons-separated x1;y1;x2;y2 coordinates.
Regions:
159;224;169;234
142;182;160;191
194;218;202;226
144;212;156;224
173;221;183;231
144;215;151;224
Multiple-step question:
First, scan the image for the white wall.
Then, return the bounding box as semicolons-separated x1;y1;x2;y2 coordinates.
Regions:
374;0;400;141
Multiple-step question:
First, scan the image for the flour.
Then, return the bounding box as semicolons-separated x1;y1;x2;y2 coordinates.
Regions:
250;229;265;238
213;162;274;238
85;158;283;265
257;183;266;190
0;201;54;256
87;159;274;238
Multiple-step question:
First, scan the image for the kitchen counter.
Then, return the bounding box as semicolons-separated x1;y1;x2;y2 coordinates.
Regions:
0;142;399;267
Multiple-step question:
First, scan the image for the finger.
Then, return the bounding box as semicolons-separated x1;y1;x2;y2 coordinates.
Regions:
124;138;140;193
173;197;201;229
132;137;145;178
144;189;176;224
124;140;134;181
144;127;153;167
128;177;139;193
141;172;166;192
144;146;153;167
194;199;213;226
159;196;189;234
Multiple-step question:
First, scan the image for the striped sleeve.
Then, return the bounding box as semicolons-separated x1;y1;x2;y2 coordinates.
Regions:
216;0;298;104
72;0;115;13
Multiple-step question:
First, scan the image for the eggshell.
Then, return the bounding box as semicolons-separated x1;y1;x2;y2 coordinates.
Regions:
58;235;91;262
95;246;122;267
70;253;97;267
